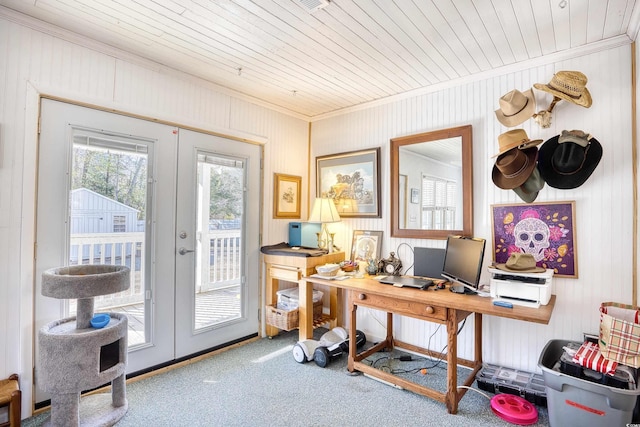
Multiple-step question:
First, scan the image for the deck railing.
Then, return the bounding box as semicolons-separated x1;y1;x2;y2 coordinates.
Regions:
70;230;242;308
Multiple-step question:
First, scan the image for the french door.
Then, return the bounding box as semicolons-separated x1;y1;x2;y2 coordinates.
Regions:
174;129;260;357
34;99;260;403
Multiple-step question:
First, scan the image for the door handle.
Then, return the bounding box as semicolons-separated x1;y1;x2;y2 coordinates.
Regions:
178;247;195;255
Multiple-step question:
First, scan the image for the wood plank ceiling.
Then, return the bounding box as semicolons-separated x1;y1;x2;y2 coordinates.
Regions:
2;0;639;119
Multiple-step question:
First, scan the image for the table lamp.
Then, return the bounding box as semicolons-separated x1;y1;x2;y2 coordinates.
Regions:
308;197;341;252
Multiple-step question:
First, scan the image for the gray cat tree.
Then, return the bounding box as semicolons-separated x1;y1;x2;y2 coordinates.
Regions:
39;265;130;427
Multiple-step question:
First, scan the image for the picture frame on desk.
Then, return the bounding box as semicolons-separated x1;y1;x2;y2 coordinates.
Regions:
351;230;383;262
491;201;577;278
316;147;381;218
273;173;301;219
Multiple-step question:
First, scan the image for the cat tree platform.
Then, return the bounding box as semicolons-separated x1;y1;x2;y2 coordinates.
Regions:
38;265;130;427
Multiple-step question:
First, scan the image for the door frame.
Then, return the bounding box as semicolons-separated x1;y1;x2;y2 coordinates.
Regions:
19;89;267;416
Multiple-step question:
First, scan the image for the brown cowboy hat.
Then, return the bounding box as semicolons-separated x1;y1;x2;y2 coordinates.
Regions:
495;253;545;273
492;146;539;190
534;71;592;108
538;131;602;189
492;129;543;158
495;89;536;127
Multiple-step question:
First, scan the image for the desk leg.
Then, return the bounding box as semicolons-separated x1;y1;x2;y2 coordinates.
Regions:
265;263;278;337
475;313;482;366
386;312;394;351
298;279;313;341
348;291;357;372
329;287;342;329
446;309;458;414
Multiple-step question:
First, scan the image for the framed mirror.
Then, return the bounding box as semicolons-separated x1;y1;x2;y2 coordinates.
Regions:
390;125;473;239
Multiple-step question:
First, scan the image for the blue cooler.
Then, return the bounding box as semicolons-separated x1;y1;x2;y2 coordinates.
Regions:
288;222;321;248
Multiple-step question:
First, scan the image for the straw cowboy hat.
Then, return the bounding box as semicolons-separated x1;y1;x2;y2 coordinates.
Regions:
492;129;543;158
492;146;539;190
495;253;545;273
513;167;544;203
495;89;536;127
538;130;602;189
534;71;592;108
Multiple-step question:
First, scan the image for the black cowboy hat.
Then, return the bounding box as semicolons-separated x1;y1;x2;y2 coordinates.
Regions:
538;131;602;189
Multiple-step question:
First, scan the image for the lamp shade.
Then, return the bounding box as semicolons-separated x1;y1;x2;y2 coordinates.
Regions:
308;198;341;223
336;198;358;214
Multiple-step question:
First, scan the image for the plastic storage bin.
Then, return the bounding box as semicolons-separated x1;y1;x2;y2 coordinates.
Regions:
538;339;640;426
276;287;323;310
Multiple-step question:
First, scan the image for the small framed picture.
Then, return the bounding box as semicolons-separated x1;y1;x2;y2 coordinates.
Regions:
273;173;301;219
351;230;383;262
410;188;419;204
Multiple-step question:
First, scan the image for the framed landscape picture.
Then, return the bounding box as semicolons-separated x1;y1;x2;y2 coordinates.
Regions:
316;147;381;218
491;201;577;278
273;173;301;219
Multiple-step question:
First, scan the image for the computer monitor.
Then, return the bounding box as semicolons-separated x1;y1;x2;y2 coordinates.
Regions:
413;247;446;279
441;235;486;294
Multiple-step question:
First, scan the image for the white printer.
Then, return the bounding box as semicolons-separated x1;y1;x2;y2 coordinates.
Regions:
488;267;554;308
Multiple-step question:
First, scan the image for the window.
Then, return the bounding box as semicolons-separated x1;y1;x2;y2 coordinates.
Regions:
421;175;456;230
113;215;126;232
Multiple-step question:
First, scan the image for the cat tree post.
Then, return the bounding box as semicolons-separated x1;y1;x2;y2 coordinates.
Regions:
39;265;130;427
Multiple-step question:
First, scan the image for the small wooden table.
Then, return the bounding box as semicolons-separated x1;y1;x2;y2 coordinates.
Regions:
262;251;345;337
299;276;555;414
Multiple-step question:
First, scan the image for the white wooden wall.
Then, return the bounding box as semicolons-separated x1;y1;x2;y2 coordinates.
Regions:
1;7;638;418
0;11;308;415
311;44;635;373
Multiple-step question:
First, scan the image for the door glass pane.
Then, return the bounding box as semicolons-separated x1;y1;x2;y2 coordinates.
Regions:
68;128;151;347
195;153;244;330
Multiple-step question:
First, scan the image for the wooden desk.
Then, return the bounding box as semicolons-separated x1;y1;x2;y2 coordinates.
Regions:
262;251;345;337
299;276;555;414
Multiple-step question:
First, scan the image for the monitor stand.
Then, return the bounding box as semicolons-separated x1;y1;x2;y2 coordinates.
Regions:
450;284;477;295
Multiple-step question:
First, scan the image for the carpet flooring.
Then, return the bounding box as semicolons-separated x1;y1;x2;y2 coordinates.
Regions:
23;329;549;426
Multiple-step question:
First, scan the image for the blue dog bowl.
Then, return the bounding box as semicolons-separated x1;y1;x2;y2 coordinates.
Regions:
90;313;110;329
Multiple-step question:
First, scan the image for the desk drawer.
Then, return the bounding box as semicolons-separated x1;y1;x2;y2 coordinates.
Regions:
269;266;301;282
354;292;447;322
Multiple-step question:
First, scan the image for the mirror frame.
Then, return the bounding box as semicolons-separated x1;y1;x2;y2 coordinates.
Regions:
390;125;473;239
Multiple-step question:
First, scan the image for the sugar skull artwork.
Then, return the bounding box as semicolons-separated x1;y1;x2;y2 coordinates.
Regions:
513;217;550;262
491;202;577;278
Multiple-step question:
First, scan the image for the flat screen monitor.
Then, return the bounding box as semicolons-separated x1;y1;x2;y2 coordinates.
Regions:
413;247;446;279
441;235;486;294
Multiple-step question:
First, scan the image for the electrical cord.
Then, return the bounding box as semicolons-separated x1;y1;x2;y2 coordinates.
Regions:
395;242;414;275
456;385;492;400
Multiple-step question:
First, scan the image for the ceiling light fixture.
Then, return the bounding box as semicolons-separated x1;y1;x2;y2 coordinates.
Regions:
559;0;567;8
298;0;329;14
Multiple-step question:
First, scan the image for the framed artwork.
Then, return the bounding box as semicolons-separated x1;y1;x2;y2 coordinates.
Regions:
410;188;419;204
273;173;301;219
351;230;383;262
316;147;381;218
491;201;577;278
